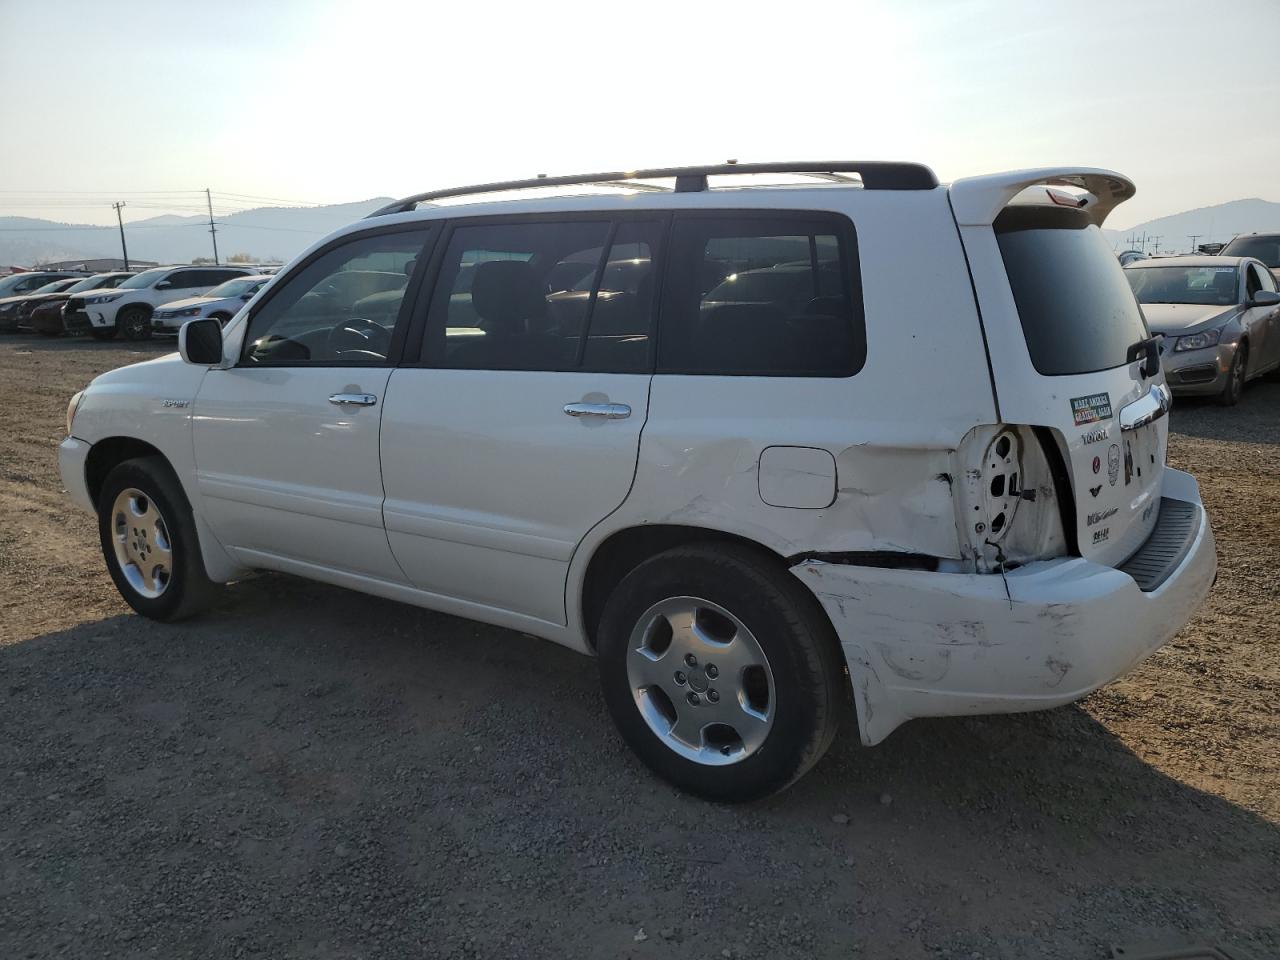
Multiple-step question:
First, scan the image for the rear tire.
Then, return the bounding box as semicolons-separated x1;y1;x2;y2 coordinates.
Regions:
119;306;152;340
596;542;843;802
97;456;217;621
1217;342;1247;406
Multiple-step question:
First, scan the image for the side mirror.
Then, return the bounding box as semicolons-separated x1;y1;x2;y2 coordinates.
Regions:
1248;290;1280;307
155;280;172;290
179;317;223;365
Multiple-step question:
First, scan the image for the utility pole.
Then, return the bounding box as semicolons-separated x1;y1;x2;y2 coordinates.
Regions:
1188;234;1201;254
112;202;130;271
1149;235;1162;254
205;188;220;265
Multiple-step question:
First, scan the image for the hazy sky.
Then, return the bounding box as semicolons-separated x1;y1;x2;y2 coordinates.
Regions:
2;0;1277;230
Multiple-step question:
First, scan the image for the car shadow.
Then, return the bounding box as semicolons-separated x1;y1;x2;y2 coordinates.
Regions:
2;572;1276;959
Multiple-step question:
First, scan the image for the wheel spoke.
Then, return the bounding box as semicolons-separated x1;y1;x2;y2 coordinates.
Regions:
668;706;707;749
628;648;671;690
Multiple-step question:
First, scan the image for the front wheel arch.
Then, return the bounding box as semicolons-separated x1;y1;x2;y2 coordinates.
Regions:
85;437;167;510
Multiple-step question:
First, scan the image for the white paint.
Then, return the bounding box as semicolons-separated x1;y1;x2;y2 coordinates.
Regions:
379;369;651;625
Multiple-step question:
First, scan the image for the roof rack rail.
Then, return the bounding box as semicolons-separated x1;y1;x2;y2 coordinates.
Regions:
367;161;938;217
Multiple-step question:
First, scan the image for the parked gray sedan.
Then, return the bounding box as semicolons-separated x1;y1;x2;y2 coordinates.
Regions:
1125;255;1280;405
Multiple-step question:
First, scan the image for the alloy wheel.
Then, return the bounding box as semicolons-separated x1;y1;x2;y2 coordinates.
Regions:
110;488;173;598
626;596;775;766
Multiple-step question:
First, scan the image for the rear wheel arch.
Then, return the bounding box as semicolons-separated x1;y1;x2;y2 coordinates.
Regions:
579;524;810;652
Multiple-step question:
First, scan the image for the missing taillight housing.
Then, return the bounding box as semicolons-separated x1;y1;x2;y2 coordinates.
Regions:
981;429;1021;546
955;424;1069;572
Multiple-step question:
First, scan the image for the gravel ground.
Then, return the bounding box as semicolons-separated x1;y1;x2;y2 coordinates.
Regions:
1;336;1277;960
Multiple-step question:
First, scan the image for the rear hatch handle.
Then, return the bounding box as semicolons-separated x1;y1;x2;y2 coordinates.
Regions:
1126;335;1161;379
1120;383;1171;432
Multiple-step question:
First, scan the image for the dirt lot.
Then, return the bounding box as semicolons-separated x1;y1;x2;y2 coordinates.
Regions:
1;336;1276;960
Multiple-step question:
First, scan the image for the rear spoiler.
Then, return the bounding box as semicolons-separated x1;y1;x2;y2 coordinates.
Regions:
949;167;1135;228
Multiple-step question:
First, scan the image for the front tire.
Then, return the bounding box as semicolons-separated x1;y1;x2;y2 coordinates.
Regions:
597;543;843;802
1218;342;1247;406
97;457;216;621
119;306;152;340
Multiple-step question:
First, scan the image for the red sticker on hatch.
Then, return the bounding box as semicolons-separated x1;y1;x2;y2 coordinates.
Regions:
1092;456;1101;474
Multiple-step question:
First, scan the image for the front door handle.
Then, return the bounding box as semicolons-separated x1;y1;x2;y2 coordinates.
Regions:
563;401;630;420
329;392;378;407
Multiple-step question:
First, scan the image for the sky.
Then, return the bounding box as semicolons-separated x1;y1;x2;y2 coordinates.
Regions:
1;0;1277;231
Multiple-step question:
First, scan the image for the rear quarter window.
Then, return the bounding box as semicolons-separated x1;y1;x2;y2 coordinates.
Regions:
657;213;865;377
995;206;1148;376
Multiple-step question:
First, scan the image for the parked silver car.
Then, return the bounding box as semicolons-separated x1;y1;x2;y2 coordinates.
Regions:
1125;255;1280;405
150;274;272;334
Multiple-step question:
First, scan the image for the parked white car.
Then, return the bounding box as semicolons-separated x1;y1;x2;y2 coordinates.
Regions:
66;265;255;340
58;163;1216;800
150;275;273;335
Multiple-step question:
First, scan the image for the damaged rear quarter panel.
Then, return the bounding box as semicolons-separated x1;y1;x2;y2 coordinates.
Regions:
582;189;999;563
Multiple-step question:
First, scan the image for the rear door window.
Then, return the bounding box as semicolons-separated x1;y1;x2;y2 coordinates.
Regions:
995;206;1149;376
421;217;663;373
657;213;864;376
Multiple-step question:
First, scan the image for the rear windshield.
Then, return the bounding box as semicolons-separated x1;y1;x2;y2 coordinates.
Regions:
1220;235;1280;268
996;206;1148;376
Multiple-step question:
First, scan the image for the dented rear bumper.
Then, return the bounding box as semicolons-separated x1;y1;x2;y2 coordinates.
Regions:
791;468;1216;745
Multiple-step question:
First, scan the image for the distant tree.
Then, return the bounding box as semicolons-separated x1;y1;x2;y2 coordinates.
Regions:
228;252;255;263
192;256;214;265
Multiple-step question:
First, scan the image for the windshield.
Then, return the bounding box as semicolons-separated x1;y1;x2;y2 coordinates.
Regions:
205;277;261;299
33;279;76;294
1220;235;1280;267
0;274;43;296
66;275;113;294
117;268;169;290
1126;266;1239;306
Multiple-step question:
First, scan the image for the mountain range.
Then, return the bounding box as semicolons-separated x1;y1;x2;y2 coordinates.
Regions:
3;196;1278;268
0;199;393;268
1103;198;1280;253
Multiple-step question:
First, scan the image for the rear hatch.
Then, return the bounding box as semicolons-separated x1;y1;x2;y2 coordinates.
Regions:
950;171;1166;566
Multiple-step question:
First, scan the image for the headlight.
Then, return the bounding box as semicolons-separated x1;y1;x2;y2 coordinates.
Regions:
87;293;123;305
1174;329;1222;352
66;391;84;436
176;307;203;317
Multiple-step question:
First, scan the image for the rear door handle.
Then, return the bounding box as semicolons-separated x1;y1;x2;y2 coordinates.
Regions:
1119;383;1170;432
329;393;378;406
563;401;630;419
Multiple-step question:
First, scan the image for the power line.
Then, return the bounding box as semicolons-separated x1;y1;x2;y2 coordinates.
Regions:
211;191;326;206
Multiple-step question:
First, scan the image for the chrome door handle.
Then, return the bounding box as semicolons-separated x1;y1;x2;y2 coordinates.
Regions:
329;392;378;407
1119;383;1170;432
563;401;631;419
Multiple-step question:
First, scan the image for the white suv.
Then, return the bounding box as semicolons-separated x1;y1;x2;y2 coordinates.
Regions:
58;162;1216;801
69;265;254;340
